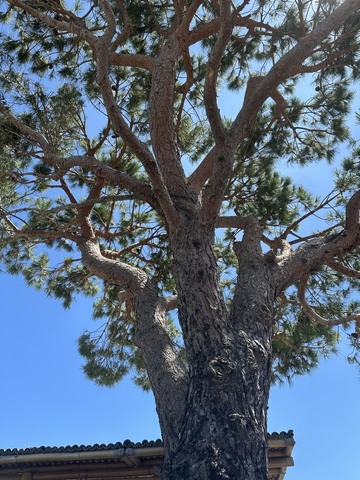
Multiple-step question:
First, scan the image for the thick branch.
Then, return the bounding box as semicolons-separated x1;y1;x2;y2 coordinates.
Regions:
79;238;188;450
203;0;232;145
346;190;360;230
159;295;179;312
133;285;188;452
189;2;360;195
94;36;179;226
79;238;147;290
275;190;360;292
146;4;205;208
94;41;156;174
0;104;157;207
200;151;234;224
110;0;133;51
109;52;154;71
149;34;191;208
0;104;51;152
197;2;234;222
0;216;78;243
187;146;218;192
182;0;203;30
229;0;360;150
187;12;276;47
98;0;117;42
200;1;360;224
216;215;247;229
233;215;264;261
59;155;157;208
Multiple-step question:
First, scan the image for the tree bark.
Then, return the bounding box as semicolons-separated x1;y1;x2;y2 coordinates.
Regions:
159;216;274;479
133;282;188;454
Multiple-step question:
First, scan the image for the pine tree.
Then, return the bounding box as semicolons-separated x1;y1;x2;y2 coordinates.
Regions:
1;1;360;478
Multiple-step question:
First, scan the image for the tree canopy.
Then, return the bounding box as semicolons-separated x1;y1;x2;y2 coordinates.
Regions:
1;0;359;385
0;1;360;476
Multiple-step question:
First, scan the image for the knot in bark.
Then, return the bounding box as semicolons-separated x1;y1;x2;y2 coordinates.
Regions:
207;357;235;380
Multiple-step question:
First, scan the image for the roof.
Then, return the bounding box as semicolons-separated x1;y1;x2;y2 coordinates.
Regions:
0;431;295;480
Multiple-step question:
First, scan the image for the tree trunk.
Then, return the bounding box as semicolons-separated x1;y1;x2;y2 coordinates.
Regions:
159;217;274;479
160;330;272;479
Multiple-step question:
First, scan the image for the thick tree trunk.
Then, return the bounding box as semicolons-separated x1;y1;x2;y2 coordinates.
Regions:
159;217;274;480
160;331;272;479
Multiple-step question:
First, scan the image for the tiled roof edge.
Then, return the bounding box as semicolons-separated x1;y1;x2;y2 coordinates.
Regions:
0;439;163;456
0;431;293;456
267;430;294;440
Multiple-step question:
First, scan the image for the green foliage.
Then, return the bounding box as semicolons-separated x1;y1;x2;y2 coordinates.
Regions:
272;292;340;384
273;261;360;383
0;0;359;389
272;314;339;384
78;329;132;387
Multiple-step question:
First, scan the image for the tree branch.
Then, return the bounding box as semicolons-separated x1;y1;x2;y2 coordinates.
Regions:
199;0;360;225
288;224;343;246
203;0;232;145
133;284;188;452
79;238;148;290
148;32;195;220
233;215;263;261
229;0;360;152
0;104;51;153
296;42;360;74
265;239;293;263
346;189;360;230
0;104;167;228
94;42;155;172
79;237;188;450
216;215;247;229
0;215;79;243
59;155;156;206
188;2;359;196
109;52;154;71
94;35;179;226
181;0;203;30
275;190;360;292
5;195;137;219
98;0;117;42
111;0;133;51
187;12;277;47
298;273;360;326
159;295;179;312
280;192;340;240
7;0;94;40
326;259;360;278
187;146;218;192
0;103;158;207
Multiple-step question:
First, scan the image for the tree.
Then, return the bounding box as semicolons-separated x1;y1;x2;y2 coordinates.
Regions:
0;0;360;478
